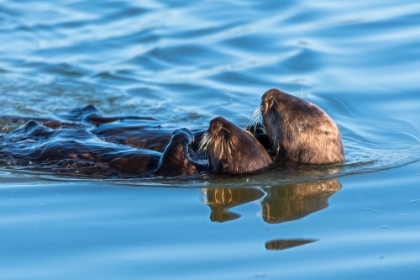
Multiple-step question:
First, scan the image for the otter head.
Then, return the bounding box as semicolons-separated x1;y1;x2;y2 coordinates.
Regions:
250;88;286;155
254;88;345;164
153;128;207;177
199;116;273;175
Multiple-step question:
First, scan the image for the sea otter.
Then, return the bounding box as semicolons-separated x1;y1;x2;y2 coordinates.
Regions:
252;88;345;164
199;116;273;174
0;105;206;154
0;120;205;177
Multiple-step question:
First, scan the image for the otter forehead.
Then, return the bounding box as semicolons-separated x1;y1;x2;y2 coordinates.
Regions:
209;116;229;127
209;116;242;133
263;88;282;98
262;88;313;117
262;88;289;102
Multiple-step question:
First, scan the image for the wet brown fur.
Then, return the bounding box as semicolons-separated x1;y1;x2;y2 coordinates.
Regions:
0;120;205;177
153;128;207;176
260;88;345;164
199;116;273;174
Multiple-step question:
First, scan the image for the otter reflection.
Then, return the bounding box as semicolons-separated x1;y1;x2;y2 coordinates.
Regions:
265;239;318;251
201;187;265;222
262;179;341;224
201;179;341;224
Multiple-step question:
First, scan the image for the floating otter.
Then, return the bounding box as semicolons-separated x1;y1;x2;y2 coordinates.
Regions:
199;116;273;174
0;120;205;177
0;105;206;154
91;120;206;153
252;88;345;164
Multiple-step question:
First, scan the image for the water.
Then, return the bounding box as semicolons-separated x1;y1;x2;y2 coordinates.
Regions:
1;0;420;279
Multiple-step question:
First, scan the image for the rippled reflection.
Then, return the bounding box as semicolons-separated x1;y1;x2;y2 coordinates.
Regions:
201;179;341;224
261;179;341;224
201;179;340;250
200;187;264;222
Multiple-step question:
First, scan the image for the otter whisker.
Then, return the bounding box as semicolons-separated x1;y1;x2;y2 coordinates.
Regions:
247;106;262;125
197;132;211;154
247;106;263;134
199;133;208;145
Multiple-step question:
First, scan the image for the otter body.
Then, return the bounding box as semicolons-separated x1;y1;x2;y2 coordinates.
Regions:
0;120;204;177
259;88;345;164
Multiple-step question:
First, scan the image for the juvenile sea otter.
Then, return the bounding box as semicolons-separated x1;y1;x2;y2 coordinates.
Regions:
252;88;345;164
199;116;273;174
